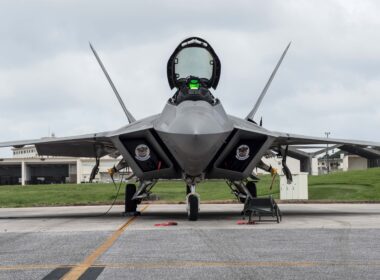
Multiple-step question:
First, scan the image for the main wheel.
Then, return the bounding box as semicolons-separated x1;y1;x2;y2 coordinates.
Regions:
246;181;257;198
125;184;137;213
188;194;199;221
276;207;280;223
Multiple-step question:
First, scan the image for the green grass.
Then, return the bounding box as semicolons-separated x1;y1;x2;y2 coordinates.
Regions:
308;168;380;201
0;168;380;207
153;176;280;202
0;177;278;208
0;183;122;208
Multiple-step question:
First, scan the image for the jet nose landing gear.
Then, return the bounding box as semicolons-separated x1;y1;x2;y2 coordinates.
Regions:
186;183;200;221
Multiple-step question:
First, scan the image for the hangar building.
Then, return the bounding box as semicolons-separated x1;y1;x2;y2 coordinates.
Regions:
0;146;127;185
1;144;379;185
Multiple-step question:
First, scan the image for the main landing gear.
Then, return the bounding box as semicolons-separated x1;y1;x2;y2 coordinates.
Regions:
245;181;257;199
227;180;257;203
123;180;157;216
124;184;139;216
186;183;200;221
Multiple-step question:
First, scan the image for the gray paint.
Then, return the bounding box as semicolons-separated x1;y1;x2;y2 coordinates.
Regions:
155;101;233;176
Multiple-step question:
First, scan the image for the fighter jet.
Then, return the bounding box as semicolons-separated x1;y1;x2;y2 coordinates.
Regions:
1;37;379;220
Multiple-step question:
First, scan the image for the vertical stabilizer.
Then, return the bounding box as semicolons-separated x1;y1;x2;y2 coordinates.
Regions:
246;42;291;122
89;43;136;123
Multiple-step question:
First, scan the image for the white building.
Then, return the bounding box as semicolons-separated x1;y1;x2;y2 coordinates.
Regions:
318;152;372;174
1;145;378;185
0;146;129;185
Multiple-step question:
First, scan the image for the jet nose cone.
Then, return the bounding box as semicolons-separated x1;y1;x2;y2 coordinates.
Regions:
157;131;230;176
171;113;222;135
155;101;233;176
159;101;231;135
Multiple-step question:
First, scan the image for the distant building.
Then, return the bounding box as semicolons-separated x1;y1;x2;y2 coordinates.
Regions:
12;146;39;158
318;152;374;174
257;148;379;176
1;144;380;185
0;146;130;185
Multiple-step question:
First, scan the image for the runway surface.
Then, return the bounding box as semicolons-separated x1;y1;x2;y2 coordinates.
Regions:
0;203;380;279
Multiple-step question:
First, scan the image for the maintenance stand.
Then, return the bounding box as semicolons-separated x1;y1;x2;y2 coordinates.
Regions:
243;195;282;223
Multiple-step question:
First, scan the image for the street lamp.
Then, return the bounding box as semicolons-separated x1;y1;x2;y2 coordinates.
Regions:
325;132;330;173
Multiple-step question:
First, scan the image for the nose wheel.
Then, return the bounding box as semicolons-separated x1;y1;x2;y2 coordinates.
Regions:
186;184;200;221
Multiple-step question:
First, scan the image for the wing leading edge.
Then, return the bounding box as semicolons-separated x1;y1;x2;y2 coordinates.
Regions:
230;117;380;148
0;132;117;158
0;115;159;159
271;131;380;148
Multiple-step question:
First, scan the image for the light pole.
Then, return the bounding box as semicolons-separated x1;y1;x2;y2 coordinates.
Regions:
325;132;330;173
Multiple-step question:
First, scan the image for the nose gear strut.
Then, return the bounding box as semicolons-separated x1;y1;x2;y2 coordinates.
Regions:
185;176;202;221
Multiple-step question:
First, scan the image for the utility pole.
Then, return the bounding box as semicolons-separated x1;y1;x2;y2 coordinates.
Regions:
325;132;330;173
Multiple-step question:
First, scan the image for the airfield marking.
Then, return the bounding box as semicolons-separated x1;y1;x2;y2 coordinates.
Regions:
1;260;380;272
61;205;149;280
0;264;72;271
76;266;105;280
91;260;380;269
42;266;72;280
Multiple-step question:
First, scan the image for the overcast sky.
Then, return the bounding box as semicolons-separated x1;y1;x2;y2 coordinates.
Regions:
1;0;380;157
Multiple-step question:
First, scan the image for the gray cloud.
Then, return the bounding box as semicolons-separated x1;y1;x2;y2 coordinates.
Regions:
1;0;380;157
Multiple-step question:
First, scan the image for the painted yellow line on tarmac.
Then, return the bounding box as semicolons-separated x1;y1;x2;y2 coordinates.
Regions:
0;264;72;271
61;205;149;280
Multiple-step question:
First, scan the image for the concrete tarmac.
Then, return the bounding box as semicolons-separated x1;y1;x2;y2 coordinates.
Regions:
0;204;380;279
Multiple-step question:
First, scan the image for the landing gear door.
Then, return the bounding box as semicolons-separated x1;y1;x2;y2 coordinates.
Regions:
167;37;221;90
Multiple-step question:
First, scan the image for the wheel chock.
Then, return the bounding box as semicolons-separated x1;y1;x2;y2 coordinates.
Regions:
237;220;256;225
154;221;178;227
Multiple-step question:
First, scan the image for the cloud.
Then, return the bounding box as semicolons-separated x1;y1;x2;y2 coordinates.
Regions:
1;0;380;157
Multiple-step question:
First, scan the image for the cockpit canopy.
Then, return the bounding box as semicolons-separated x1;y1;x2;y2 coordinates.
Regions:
167;37;221;90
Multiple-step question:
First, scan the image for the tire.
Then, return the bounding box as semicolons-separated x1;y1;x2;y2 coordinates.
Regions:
125;184;137;213
246;181;257;198
188;194;199;221
276;207;280;223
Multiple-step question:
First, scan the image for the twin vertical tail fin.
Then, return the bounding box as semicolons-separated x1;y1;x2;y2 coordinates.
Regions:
245;42;291;122
89;41;290;125
89;43;136;124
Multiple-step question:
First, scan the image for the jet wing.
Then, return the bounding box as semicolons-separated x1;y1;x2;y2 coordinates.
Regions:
272;131;380;148
214;117;380;150
0;131;117;158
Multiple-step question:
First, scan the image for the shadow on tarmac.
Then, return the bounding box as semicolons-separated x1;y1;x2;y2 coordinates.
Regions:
0;209;379;220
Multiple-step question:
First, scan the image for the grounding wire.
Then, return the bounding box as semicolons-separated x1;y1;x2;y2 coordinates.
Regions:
96;172;126;217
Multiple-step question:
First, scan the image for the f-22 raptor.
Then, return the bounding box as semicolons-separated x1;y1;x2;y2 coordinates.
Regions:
1;37;379;220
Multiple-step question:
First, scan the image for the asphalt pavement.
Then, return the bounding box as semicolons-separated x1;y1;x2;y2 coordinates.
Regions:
0;203;380;279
